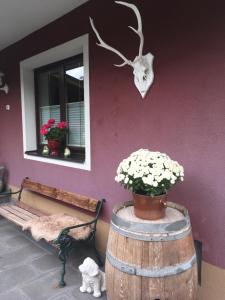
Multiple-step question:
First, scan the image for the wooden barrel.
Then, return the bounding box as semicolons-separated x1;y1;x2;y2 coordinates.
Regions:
106;201;198;300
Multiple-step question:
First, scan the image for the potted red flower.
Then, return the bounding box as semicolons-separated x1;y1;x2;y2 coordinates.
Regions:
40;119;68;156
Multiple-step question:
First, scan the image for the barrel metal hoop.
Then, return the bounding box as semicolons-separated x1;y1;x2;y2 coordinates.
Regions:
111;221;192;241
112;213;190;232
106;251;197;277
111;201;191;241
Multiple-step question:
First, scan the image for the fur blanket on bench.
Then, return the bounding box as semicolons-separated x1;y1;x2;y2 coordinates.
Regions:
22;214;92;242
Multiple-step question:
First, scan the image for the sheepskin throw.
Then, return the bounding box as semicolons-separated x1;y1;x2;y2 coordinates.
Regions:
22;214;92;242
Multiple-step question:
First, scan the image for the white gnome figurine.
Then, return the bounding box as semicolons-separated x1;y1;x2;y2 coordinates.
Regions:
64;147;71;158
42;145;49;155
79;257;106;298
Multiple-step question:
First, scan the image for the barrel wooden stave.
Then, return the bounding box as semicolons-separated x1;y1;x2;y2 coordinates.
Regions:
106;261;141;300
107;227;196;269
106;261;197;300
106;203;198;300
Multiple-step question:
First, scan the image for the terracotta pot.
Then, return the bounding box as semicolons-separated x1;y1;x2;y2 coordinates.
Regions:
133;193;167;220
47;139;61;156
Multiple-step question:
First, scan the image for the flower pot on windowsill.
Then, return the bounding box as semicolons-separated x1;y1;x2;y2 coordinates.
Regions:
133;193;167;220
47;139;61;156
40;119;68;156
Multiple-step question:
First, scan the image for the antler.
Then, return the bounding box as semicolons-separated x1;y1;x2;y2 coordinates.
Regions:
115;1;144;59
89;17;133;67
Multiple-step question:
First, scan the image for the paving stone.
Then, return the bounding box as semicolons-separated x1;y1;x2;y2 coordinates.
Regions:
0;224;20;240
31;254;61;272
0;264;40;292
48;292;75;300
0;217;11;225
69;286;107;300
0;242;45;270
0;241;12;254
0;288;31;300
6;234;33;248
21;268;79;300
0;218;18;228
35;239;58;255
66;265;82;287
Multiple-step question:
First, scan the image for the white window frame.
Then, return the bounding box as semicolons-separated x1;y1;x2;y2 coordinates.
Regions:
20;34;91;170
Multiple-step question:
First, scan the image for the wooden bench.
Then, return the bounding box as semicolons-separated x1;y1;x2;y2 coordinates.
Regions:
0;177;105;287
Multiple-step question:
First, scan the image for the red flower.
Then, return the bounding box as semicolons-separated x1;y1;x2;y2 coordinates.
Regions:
42;124;51;129
48;119;55;125
57;121;68;129
40;128;48;135
40;119;68;141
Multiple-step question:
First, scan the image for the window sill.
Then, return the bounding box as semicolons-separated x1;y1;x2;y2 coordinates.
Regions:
24;150;90;170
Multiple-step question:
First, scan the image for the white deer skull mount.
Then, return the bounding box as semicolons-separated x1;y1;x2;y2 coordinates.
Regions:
90;1;154;98
0;71;9;94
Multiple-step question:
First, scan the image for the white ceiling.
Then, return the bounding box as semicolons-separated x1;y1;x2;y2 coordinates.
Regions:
0;0;89;51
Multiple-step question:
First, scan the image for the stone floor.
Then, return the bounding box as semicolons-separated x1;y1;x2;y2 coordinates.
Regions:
0;218;107;300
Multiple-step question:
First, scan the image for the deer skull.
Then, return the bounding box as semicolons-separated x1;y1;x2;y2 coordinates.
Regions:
90;1;154;98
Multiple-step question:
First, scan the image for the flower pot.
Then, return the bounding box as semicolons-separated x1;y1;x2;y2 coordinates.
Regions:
47;139;61;156
133;193;167;220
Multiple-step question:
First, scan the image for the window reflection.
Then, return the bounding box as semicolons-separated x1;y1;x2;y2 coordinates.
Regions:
65;63;85;147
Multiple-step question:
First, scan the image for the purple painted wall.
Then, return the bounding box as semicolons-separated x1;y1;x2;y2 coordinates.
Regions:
0;0;225;268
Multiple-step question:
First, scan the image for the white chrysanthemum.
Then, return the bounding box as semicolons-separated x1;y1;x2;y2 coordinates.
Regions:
152;181;158;187
124;176;129;184
115;149;184;195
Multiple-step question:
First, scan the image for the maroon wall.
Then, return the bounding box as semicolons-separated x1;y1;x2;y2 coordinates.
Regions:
0;0;225;268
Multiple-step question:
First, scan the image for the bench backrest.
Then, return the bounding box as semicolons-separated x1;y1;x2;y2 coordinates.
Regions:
21;178;99;213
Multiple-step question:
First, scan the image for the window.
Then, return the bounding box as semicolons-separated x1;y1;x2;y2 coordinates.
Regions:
20;34;90;170
35;54;85;161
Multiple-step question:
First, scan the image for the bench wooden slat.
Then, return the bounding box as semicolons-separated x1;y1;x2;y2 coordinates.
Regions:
16;202;47;217
1;205;37;221
10;205;39;218
22;178;98;212
0;207;27;227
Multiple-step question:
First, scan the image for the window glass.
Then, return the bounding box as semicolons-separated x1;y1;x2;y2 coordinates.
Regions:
35;55;85;154
37;70;61;144
65;62;84;147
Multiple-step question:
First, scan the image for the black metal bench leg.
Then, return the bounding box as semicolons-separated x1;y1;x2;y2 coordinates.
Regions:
58;247;67;287
57;234;73;288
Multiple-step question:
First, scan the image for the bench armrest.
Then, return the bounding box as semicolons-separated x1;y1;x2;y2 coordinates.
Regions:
0;189;21;198
55;218;97;244
54;198;106;244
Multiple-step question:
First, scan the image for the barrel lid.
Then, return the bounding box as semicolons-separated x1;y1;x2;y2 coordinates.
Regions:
111;201;191;241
